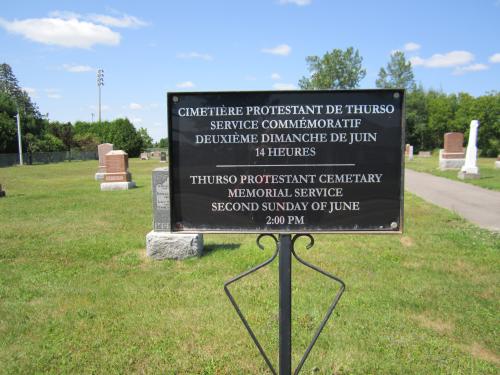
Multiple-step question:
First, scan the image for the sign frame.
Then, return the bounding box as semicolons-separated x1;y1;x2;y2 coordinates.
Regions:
167;89;405;234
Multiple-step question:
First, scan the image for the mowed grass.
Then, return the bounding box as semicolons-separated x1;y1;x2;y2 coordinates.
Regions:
0;160;499;374
406;154;500;191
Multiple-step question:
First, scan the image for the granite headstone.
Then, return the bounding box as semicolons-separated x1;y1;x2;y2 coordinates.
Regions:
146;168;203;260
439;132;465;170
95;143;113;180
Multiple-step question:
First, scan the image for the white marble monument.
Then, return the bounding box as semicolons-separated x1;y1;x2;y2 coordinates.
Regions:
458;120;480;180
408;145;414;161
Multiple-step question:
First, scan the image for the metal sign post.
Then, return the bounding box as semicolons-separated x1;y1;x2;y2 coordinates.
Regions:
279;234;292;374
224;234;345;374
168;90;404;373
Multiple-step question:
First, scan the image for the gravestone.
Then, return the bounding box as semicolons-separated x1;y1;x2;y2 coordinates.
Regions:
0;184;5;198
140;152;149;160
418;151;431;157
146;167;203;260
439;132;465;170
405;144;410;156
458;120;480;179
95;143;113;180
408;145;414;161
160;152;167;163
100;150;136;190
495;155;500;169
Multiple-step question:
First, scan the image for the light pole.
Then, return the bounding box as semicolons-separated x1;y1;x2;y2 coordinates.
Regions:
16;112;23;165
97;69;104;123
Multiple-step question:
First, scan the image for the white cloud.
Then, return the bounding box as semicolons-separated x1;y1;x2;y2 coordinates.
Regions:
45;89;61;99
273;83;296;90
409;51;474;68
23;87;37;98
453;63;489;75
176;52;213;61
62;64;93;73
489;53;500;63
129;102;143;110
279;0;312;6
87;13;148;28
404;42;421;52
130;117;143;124
271;73;281;80
176;81;195;88
49;10;148;28
262;44;291;56
0;16;120;48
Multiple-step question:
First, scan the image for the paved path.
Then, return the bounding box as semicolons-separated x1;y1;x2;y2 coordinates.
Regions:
405;169;500;232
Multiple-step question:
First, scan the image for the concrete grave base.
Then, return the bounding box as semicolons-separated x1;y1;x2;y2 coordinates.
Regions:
458;171;480;180
95;172;106;181
100;181;136;191
146;231;203;260
495;161;500;169
439;159;465;170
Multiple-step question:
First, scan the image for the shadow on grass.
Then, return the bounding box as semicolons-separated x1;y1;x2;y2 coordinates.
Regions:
203;243;241;257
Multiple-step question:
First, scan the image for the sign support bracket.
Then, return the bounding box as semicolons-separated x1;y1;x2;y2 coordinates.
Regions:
224;234;345;374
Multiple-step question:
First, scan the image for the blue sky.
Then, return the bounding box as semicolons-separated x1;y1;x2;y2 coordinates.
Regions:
1;0;499;141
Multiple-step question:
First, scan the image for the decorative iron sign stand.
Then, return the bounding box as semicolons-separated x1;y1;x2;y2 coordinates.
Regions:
225;233;345;374
167;90;405;374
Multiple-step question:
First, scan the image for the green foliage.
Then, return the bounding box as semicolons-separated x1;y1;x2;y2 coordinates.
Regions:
73;118;149;157
0;64;48;153
405;89;500;156
24;133;65;152
298;47;366;89
47;121;74;151
157;137;168;148
376;51;416;90
0;91;18;153
0;63;40;118
137;127;153;149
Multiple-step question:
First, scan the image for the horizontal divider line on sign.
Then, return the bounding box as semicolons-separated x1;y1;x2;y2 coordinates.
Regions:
215;163;356;168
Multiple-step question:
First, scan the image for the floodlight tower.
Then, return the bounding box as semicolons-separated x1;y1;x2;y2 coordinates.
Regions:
97;69;104;123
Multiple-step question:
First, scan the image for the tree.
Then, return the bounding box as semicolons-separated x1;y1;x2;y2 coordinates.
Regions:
405;85;429;150
375;51;416;90
0;63;40;118
47;121;74;151
0;91;17;153
157;138;168;148
298;47;366;89
138;127;153;149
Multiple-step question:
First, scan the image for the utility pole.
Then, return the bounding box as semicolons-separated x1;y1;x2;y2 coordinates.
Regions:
16;112;23;165
97;69;104;123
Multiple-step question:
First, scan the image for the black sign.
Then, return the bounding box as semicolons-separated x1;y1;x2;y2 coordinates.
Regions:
168;90;404;233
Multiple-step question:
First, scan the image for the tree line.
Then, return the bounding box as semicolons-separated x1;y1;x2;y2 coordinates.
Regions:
0;63;154;157
299;49;499;156
2;53;499;158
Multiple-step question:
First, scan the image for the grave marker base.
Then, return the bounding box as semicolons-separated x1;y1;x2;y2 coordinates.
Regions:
100;181;136;191
458;171;480;180
146;231;203;260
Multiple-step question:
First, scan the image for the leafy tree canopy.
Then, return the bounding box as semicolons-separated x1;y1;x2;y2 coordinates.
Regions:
375;51;416;90
299;47;366;90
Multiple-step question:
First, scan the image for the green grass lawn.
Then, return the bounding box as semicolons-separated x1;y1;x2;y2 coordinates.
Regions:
0;160;499;374
406;153;500;191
